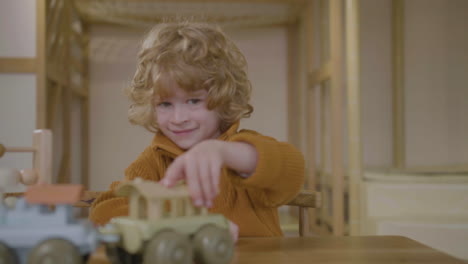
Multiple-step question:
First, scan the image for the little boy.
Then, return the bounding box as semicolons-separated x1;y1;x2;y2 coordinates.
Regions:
89;22;305;238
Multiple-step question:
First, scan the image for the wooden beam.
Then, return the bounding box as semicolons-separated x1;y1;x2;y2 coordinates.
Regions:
80;0;308;3
0;58;36;73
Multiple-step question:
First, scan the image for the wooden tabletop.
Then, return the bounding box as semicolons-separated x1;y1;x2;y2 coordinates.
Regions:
88;235;465;264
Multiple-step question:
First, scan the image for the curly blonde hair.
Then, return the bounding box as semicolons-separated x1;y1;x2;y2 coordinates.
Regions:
125;22;253;133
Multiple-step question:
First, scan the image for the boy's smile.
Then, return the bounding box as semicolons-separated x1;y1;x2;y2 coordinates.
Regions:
154;83;221;150
172;128;196;135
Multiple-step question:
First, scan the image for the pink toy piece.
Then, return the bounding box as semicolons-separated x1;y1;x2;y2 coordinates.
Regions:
25;184;84;205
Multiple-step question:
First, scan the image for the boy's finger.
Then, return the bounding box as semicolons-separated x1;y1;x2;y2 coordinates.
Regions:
210;161;220;197
229;220;239;244
207;161;218;201
198;160;214;207
162;157;185;187
185;158;204;207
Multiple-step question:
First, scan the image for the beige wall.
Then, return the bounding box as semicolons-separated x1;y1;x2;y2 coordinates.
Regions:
88;26;288;190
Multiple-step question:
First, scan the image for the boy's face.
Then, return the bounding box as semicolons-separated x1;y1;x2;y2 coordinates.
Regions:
154;83;221;150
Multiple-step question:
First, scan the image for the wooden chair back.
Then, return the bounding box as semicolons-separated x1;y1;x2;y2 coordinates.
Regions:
287;190;322;236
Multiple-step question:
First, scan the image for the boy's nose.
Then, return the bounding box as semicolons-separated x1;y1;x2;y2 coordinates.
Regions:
171;106;189;124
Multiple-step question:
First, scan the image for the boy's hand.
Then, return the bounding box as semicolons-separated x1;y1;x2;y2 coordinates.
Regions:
229;220;239;243
161;140;224;208
160;139;258;208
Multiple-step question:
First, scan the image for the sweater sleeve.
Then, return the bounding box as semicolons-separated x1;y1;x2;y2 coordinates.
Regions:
89;146;161;225
227;130;305;207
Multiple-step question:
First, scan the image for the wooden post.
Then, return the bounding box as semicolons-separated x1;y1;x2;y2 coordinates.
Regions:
185;197;195;216
82;23;91;189
287;21;300;148
319;0;330;236
303;0;317;236
129;191;139;219
58;0;72;183
0;58;36;73
32;129;53;184
392;0;405;169
319;83;329;235
147;199;161;220
345;0;363;236
36;0;47;129
329;0;344;236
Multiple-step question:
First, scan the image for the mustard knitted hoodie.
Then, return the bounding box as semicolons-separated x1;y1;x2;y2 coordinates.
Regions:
89;122;304;237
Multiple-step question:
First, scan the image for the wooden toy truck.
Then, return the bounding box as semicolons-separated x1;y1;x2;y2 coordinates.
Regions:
100;178;234;264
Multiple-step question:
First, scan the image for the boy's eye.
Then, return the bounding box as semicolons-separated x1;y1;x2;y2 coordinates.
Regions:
157;102;171;108
187;99;201;105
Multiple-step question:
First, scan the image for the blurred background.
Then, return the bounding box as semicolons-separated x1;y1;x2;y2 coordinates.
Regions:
0;0;467;261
